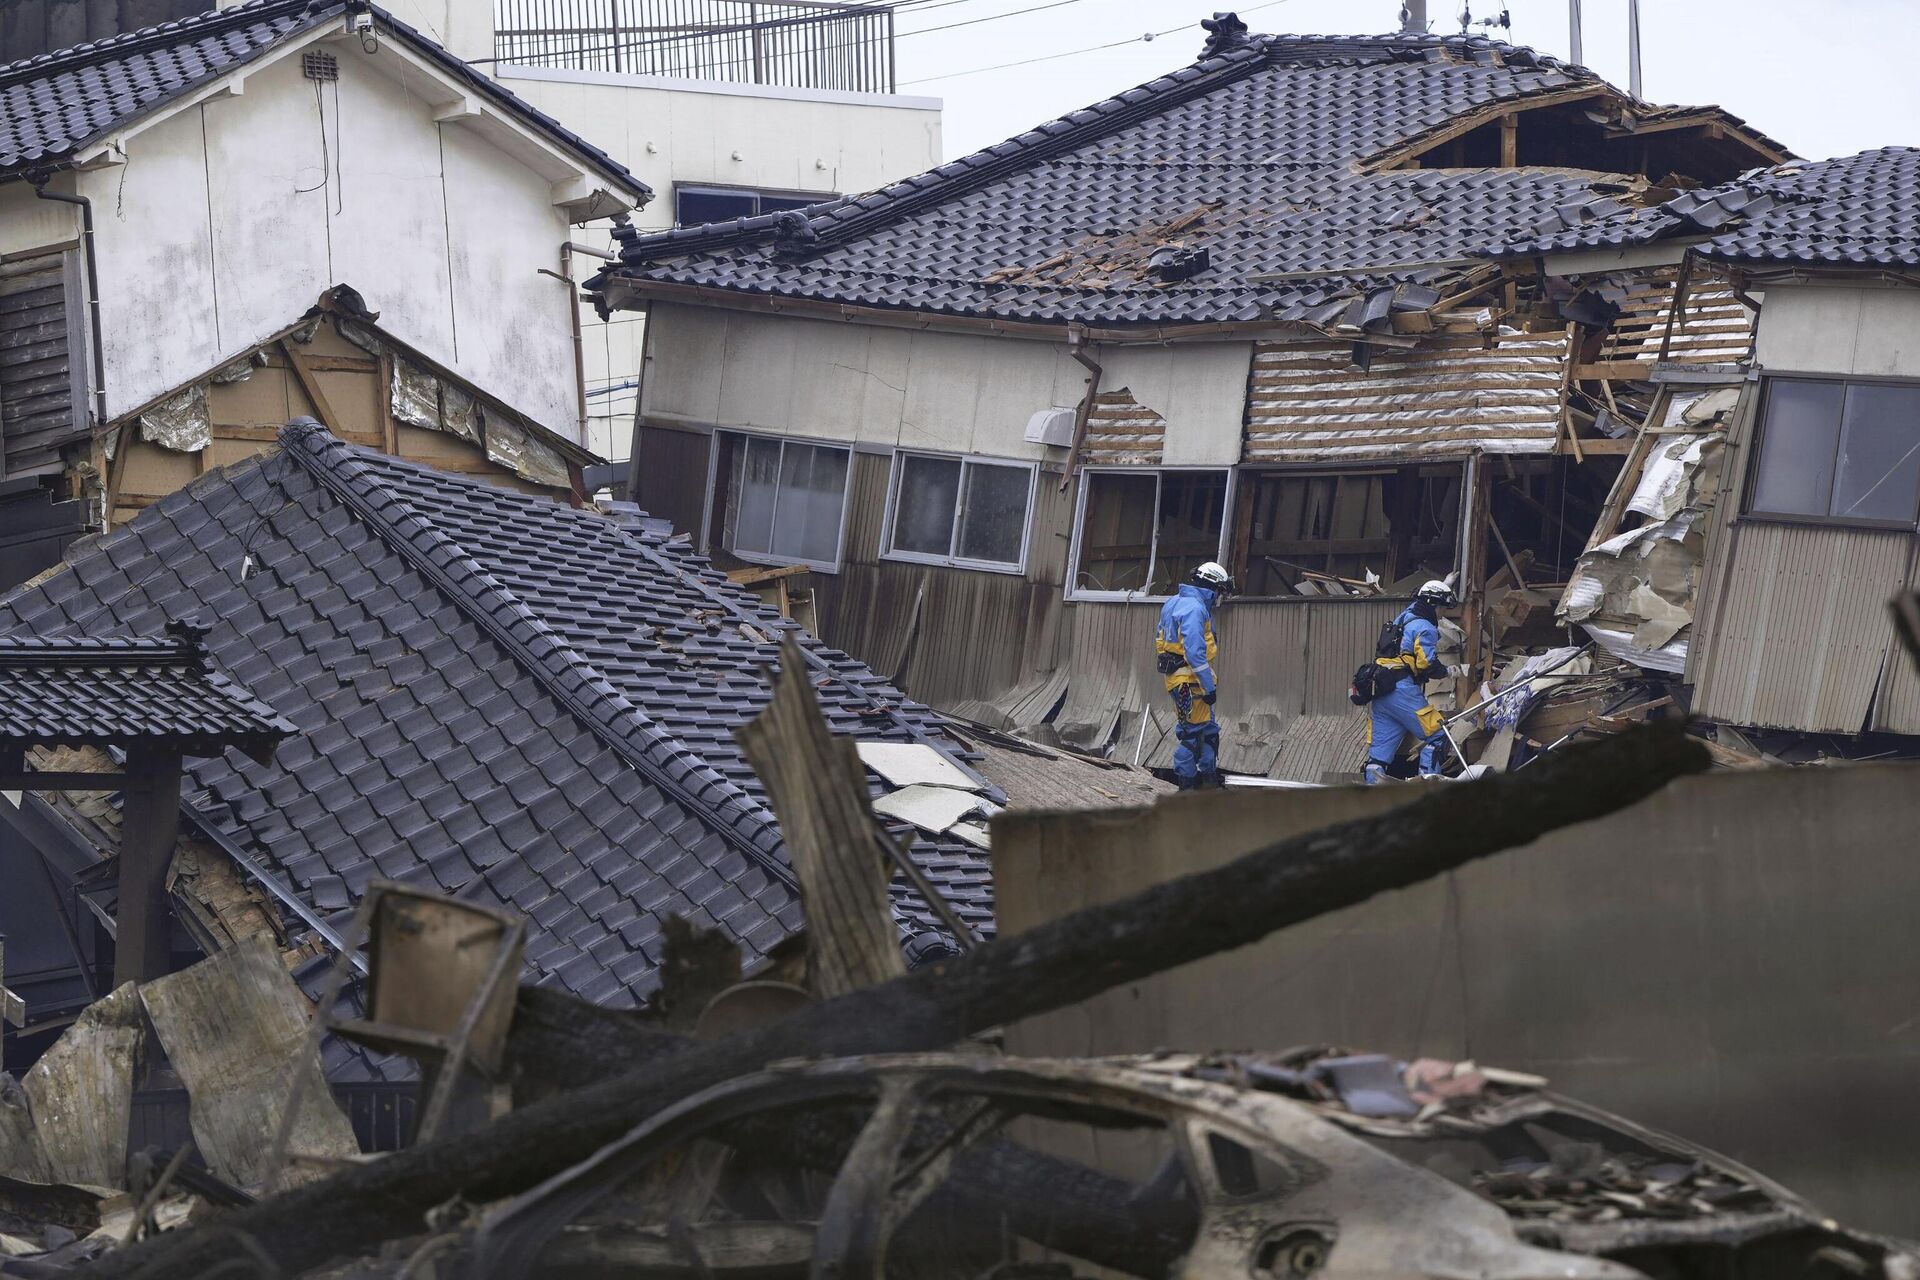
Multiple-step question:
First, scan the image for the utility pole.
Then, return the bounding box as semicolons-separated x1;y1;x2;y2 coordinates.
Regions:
1627;0;1643;97
1400;1;1427;33
1568;0;1583;64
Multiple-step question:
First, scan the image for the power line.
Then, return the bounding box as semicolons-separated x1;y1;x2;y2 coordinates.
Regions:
900;0;1295;85
896;0;1099;40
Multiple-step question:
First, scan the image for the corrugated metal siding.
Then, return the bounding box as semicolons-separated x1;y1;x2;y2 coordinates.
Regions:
1245;329;1565;462
632;423;712;538
1692;522;1909;733
0;250;83;478
1080;387;1166;465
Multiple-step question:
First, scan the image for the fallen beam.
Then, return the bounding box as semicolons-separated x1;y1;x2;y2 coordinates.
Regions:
86;722;1707;1279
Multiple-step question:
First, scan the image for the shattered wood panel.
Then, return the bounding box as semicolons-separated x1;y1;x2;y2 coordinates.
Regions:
736;642;904;997
22;982;144;1187
1079;387;1167;466
138;939;358;1189
1595;271;1754;367
1691;522;1908;734
1245;330;1566;462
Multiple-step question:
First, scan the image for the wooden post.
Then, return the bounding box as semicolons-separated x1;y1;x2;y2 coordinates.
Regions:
1499;113;1517;167
1460;457;1492;703
115;748;183;987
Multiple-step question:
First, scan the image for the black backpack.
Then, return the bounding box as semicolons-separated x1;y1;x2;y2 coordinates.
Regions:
1347;615;1407;706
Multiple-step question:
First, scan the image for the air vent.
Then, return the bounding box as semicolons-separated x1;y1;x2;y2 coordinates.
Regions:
302;50;339;81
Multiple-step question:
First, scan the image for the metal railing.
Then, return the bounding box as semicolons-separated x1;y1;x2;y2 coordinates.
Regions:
493;0;897;93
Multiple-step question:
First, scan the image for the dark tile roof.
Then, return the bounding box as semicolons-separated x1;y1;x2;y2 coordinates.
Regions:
1500;149;1920;269
0;421;992;1013
591;30;1767;328
0;0;645;198
0;623;293;759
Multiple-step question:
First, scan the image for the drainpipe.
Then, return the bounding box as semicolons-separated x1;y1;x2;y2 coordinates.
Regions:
28;174;108;430
1058;327;1102;493
542;240;617;449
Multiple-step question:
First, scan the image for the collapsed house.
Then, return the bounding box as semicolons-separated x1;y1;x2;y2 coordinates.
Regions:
1497;146;1920;750
592;17;1791;782
0;0;649;591
0;420;1160;1072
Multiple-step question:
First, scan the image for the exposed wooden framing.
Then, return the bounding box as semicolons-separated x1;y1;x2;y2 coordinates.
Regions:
1573;359;1669;382
1658;250;1696;362
376;352;399;455
1499;114;1518;167
102;421;131;532
1356;85;1607;173
1556;324;1585;463
1461;456;1492;695
279;339;342;433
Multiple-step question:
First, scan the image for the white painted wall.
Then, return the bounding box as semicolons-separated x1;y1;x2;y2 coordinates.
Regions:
644;304;1092;462
0;183;79;258
1756;283;1920;379
496;66;941;233
57;32;591;435
1097;342;1254;466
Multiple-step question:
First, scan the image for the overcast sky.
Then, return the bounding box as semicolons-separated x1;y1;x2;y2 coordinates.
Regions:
892;0;1917;164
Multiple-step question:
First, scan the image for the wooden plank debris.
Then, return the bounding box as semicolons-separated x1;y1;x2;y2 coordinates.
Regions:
737;639;905;997
138;939;357;1190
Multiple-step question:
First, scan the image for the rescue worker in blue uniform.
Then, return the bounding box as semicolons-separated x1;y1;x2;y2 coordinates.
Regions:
1155;561;1233;790
1364;579;1455;785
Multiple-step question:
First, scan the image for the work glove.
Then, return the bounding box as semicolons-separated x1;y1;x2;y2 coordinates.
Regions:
1202;689;1217;705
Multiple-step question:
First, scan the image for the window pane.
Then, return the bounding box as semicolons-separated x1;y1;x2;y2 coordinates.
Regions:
771;443;848;565
1832;383;1920;523
956;462;1030;565
1750;380;1844;517
891;454;962;556
1149;471;1230;595
676;188;756;225
1075;472;1158;593
725;436;780;556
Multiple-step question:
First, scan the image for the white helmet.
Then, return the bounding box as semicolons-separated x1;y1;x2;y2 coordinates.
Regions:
1417;579;1457;606
1192;561;1235;594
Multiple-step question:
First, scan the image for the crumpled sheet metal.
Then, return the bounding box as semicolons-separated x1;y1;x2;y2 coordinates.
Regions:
1628;433;1722;522
441;382;482;444
391;358;442;432
1562;513;1702;671
484;414;572;489
138;383;211;453
210;353;257;385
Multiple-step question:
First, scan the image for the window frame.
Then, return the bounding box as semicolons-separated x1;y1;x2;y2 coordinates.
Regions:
1065;465;1238;603
1744;372;1920;532
672;182;838;226
702;428;854;574
877;448;1040;576
1231;459;1470;601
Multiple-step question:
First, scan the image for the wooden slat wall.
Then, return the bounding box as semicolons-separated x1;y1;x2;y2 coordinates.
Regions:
1080;387;1166;465
0;251;83;479
1245;330;1567;462
1597;268;1754;367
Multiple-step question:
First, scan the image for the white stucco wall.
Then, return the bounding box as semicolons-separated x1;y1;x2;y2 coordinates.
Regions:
61;34;585;435
496;66;941;232
644;304;1095;462
0;182;80;258
1755;283;1920;379
1097;342;1254;466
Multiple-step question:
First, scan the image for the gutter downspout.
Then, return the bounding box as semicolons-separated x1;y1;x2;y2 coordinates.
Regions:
28;175;107;430
1058;327;1102;493
545;240;617;450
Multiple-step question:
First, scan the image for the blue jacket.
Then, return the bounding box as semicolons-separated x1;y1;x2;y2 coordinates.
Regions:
1156;584;1218;696
1395;604;1440;682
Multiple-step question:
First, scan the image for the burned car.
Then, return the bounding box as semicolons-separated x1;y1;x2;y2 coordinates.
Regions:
468;1048;1917;1280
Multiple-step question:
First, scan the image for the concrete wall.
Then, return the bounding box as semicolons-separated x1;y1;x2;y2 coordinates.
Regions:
35;35;586;438
995;763;1920;1237
1756;282;1920;378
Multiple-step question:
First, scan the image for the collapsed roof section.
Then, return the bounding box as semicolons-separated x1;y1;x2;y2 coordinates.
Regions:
591;24;1786;334
1500;148;1920;270
0;422;996;1012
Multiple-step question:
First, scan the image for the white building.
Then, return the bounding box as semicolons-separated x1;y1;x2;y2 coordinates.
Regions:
387;0;944;458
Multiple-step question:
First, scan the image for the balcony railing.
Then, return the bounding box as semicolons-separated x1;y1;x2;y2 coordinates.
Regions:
493;0;897;94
